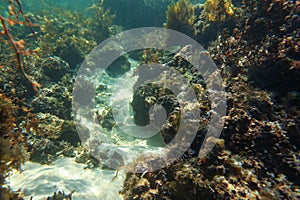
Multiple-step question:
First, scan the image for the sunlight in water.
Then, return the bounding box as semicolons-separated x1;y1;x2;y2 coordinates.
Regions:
9;158;125;200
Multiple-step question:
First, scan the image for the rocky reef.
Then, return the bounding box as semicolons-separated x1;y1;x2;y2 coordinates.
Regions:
0;1;112;197
165;0;242;47
0;0;299;199
121;138;299;199
121;0;300;199
46;190;75;200
34;1;114;69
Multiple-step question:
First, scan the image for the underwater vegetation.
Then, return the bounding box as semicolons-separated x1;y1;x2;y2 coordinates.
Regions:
194;0;240;46
204;0;234;22
121;0;300;199
0;0;40;96
0;0;299;199
0;1;40;198
33;0;114;69
0;93;27;200
165;0;195;37
0;0;112;198
165;0;240;46
46;190;75;200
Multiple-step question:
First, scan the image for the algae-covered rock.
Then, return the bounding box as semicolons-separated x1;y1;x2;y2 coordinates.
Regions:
27;113;80;164
194;0;240;47
122;2;299;198
165;0;195;37
59;120;81;146
31;84;72;120
35;1;114;68
121;139;299;199
131;45;208;145
40;56;70;83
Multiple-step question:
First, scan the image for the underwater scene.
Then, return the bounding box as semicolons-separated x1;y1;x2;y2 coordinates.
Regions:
0;0;299;199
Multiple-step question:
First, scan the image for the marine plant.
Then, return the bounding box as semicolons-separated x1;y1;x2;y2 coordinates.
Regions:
204;0;234;22
122;1;300;199
46;190;76;200
0;92;33;199
165;0;195;37
0;0;41;96
192;0;239;46
35;0;114;68
0;1;43;198
83;0;115;43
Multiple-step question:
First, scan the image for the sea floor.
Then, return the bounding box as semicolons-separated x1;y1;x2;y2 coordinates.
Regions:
8;158;125;200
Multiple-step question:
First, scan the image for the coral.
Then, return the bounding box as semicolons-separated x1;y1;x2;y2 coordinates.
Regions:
165;0;195;37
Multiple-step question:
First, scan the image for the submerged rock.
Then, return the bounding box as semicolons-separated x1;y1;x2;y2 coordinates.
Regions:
122;1;300;199
27;113;80;164
31;83;72;120
121;139;299;199
40;56;70;83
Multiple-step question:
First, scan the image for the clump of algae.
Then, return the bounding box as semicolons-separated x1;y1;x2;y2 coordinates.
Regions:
204;0;234;22
165;0;195;37
0;93;28;199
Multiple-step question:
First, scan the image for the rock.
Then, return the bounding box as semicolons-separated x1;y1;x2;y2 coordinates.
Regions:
31;84;72;120
40;56;70;82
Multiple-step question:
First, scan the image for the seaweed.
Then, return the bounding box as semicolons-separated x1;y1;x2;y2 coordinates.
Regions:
0;0;40;96
204;0;234;22
122;0;300;199
46;190;75;200
0;92;32;199
165;0;195;37
34;0;114;69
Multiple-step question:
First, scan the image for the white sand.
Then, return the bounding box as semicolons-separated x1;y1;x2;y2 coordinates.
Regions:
8;158;125;200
